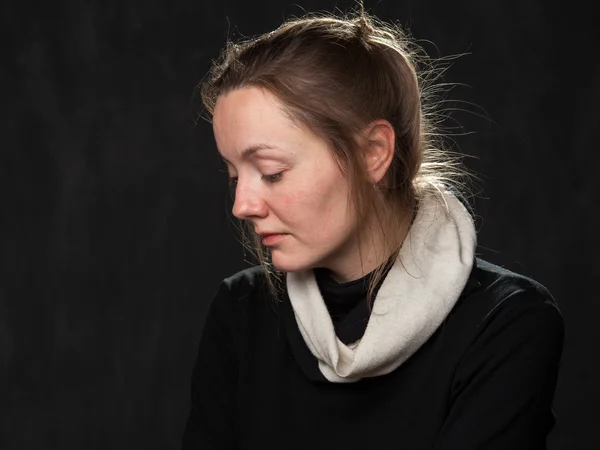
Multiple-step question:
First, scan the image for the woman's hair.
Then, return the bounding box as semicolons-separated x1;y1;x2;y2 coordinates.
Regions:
198;4;475;306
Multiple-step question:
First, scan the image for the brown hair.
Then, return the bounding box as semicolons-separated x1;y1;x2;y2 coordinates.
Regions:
197;4;475;306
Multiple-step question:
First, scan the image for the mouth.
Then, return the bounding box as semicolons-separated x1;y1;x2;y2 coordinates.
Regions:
260;233;287;246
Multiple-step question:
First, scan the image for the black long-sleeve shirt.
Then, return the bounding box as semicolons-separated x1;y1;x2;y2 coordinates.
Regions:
182;258;564;449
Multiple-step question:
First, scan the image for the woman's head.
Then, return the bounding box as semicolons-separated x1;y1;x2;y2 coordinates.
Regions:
213;85;396;282
200;8;472;299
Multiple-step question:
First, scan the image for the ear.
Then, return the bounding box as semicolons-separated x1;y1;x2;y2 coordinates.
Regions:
362;119;395;184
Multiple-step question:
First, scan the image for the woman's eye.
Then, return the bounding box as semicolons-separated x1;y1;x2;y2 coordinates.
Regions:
226;172;283;186
262;172;283;183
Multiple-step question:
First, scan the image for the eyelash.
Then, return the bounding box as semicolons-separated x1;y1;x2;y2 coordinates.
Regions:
262;172;284;183
228;172;284;185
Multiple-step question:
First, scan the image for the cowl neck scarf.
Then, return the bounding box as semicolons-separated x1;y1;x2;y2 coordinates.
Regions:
286;190;476;383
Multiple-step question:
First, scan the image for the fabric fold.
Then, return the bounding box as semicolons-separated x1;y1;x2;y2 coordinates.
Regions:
286;190;477;383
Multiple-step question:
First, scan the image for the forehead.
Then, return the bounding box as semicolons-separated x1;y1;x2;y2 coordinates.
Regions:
213;87;289;136
212;87;306;160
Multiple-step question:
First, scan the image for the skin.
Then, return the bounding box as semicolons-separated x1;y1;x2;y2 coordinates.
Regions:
212;86;399;282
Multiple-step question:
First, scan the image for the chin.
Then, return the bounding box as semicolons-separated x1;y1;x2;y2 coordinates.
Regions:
270;251;317;274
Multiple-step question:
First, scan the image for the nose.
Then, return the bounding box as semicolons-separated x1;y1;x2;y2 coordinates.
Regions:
231;177;268;220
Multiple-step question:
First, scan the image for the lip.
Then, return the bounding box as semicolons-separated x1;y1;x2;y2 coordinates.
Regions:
260;233;287;246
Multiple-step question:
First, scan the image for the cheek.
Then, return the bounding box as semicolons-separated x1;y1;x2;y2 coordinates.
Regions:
277;179;351;234
276;191;309;224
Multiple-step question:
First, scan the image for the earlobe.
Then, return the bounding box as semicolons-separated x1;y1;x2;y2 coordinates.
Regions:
364;120;395;184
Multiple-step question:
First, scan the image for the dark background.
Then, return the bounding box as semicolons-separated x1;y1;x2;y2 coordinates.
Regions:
2;0;597;448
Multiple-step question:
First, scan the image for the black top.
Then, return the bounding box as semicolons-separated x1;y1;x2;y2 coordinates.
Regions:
182;258;564;450
314;264;388;345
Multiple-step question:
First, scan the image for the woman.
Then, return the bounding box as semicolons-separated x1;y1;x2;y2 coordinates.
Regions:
182;7;564;450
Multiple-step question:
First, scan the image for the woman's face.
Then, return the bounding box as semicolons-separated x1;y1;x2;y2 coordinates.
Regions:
212;86;364;279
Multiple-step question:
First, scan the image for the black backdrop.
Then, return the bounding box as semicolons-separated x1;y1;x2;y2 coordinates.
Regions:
2;0;598;448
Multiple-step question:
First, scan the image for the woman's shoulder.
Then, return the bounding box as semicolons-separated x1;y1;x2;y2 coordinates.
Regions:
445;258;565;395
220;265;267;297
203;266;272;327
454;257;564;339
470;258;559;312
211;265;283;312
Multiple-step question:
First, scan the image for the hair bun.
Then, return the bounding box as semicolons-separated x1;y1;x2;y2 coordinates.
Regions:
355;15;373;38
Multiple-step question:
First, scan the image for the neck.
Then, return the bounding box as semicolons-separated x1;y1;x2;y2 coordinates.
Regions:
324;214;410;283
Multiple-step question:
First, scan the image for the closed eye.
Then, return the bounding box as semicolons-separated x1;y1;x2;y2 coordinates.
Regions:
262;172;284;183
226;172;284;187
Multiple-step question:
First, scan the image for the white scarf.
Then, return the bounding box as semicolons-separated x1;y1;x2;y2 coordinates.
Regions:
286;190;477;383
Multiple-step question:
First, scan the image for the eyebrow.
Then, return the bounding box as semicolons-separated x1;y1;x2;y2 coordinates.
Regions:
220;144;281;165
